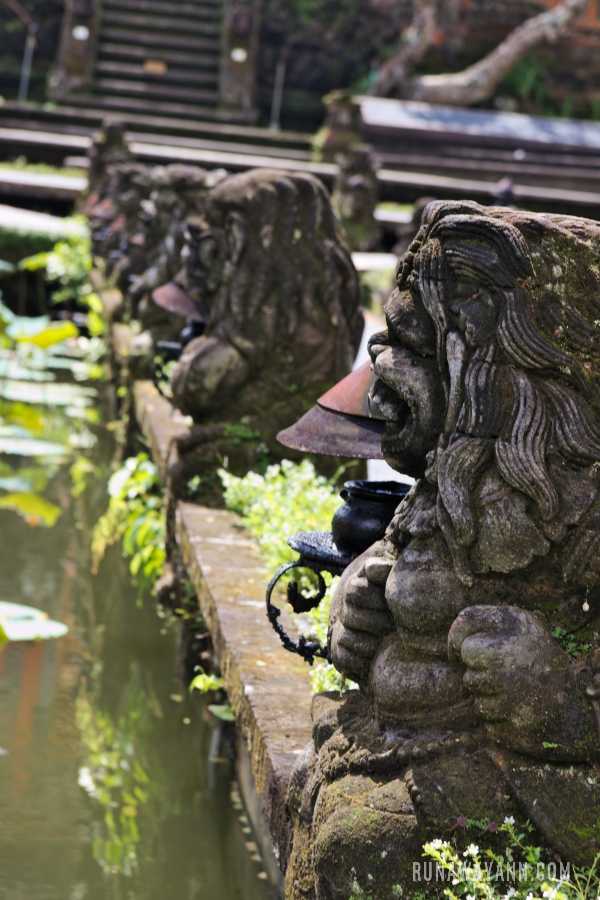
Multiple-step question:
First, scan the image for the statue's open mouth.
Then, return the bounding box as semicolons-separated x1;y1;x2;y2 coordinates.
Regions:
368;378;412;454
382;408;412;455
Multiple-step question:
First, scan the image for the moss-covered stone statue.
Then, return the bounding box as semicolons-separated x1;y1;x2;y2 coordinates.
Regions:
332;145;381;252
167;169;365;495
130;164;228;319
287;202;600;900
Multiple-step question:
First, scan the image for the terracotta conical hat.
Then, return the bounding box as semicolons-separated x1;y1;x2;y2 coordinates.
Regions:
277;362;385;459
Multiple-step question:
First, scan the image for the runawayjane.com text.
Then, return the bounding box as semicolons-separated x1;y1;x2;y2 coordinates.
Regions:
413;862;571;883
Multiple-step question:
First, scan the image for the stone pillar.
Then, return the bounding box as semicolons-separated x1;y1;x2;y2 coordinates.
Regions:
218;0;262;122
48;0;101;101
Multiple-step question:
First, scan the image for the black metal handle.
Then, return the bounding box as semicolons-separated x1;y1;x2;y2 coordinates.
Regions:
265;560;331;666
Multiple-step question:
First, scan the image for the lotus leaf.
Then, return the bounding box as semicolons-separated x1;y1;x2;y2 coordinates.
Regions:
0;436;67;457
0;492;62;526
0;601;68;640
17;321;79;349
0;381;96;407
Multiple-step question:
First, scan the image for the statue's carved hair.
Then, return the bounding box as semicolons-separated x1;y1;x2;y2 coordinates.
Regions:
197;169;363;376
395;202;600;583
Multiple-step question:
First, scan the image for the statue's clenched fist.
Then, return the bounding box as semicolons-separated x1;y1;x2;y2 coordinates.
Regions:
448;606;599;761
329;544;395;684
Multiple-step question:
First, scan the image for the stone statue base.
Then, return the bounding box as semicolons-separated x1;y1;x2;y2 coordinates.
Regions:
287;691;600;900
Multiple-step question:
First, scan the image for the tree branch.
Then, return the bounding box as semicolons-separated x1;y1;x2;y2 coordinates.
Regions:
368;0;438;97
404;0;593;106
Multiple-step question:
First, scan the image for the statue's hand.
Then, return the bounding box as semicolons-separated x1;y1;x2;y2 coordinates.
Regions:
449;606;599;761
329;550;395;684
171;335;250;415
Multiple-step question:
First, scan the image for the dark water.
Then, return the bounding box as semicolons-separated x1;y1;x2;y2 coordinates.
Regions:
0;389;271;899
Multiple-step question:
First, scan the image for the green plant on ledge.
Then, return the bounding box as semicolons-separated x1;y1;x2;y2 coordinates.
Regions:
92;454;165;601
220;459;354;693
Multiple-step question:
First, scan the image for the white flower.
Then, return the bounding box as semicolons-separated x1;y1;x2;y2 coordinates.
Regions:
464;844;479;857
428;839;446;850
504;816;516;825
77;766;97;796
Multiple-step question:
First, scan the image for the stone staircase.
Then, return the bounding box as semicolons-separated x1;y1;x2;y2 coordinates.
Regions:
69;0;224;119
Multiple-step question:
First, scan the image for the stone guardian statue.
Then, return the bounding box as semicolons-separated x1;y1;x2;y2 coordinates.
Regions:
168;169;364;479
287;201;600;900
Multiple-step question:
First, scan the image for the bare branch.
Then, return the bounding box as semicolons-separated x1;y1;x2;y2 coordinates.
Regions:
404;0;593;106
368;0;438;97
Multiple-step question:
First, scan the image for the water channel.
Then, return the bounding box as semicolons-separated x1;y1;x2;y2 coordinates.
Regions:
0;339;271;900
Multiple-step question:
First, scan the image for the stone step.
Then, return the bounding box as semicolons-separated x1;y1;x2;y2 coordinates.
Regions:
100;10;221;36
96;61;219;87
94;77;219;104
98;42;219;69
131;131;311;161
69;92;221;120
0;101;313;147
103;0;221;18
100;26;220;53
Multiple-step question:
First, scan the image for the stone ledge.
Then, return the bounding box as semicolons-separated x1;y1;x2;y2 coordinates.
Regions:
134;381;190;483
133;379;315;882
176;501;313;873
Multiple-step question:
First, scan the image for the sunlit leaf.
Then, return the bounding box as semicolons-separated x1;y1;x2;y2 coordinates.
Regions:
6;314;50;339
17;251;50;271
0;359;55;382
0;491;62;526
0;476;32;492
189;672;225;694
0;436;67;457
0;380;96;407
17;321;79;348
0;401;45;433
207;704;235;722
0;600;68;640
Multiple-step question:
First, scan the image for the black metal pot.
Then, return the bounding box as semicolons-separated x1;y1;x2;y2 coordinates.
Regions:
331;479;410;555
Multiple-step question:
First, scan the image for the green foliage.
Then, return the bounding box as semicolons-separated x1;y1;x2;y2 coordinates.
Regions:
0;156;84;178
493;53;582;118
220;460;353;693
75;669;162;876
19;225;106;336
70;455;101;499
220;459;342;572
208;704;236;722
285;0;363;30
92;454;165;600
0;294;105;527
499;55;550;104
189;670;225;694
223;422;261;442
423;818;600;900
551;627;591;659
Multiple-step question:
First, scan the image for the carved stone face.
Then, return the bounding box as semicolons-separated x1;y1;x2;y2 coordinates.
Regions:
369;203;600;590
367;262;451;478
369;282;505;477
182;216;231;300
171;169;364;421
